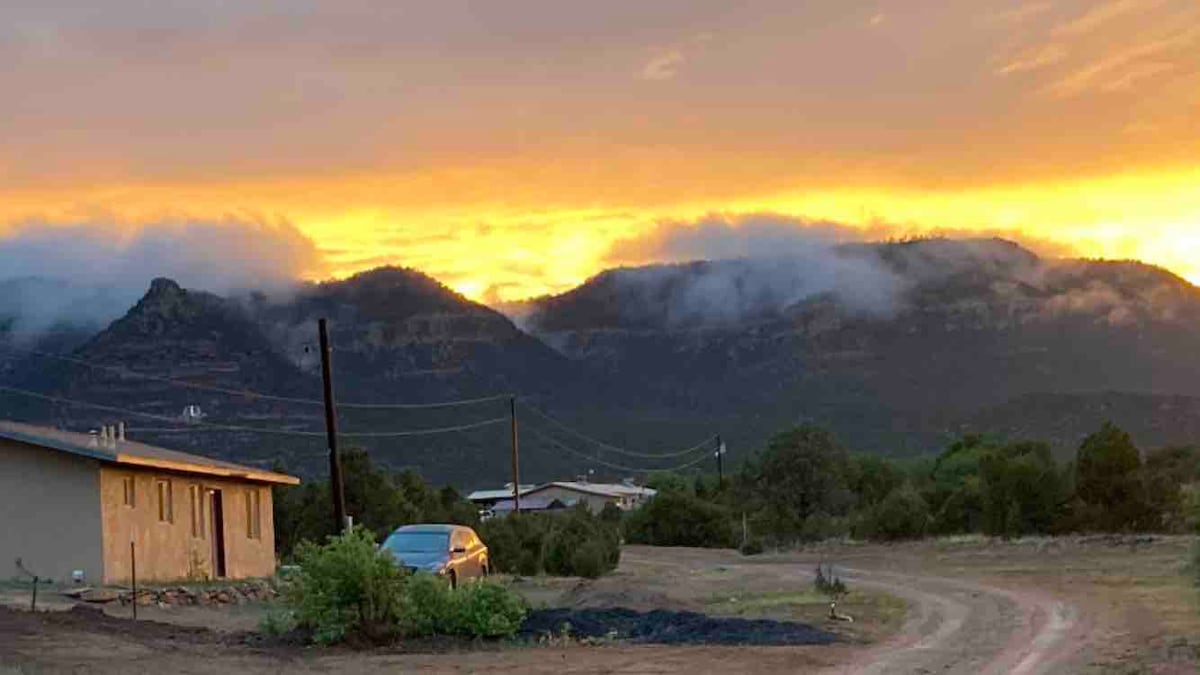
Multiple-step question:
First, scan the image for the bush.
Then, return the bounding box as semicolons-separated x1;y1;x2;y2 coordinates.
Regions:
399;574;527;638
480;507;620;578
853;485;930;541
285;527;407;644
544;506;621;578
625;491;736;548
739;539;765;556
478;513;552;576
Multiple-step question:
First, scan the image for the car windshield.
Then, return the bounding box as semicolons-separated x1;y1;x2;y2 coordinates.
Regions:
382;532;450;554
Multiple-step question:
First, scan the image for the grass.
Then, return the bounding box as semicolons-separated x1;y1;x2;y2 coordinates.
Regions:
704;588;908;644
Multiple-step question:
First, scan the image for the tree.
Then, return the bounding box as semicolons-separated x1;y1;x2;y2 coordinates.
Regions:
1140;446;1200;532
625;490;736;548
1075;423;1145;532
739;425;853;542
926;436;989;534
852;483;930;541
978;442;1065;537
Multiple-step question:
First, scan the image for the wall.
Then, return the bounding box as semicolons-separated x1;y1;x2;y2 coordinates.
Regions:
0;438;104;584
99;467;277;583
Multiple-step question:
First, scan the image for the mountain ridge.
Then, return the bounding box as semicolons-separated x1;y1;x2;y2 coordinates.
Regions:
4;238;1200;486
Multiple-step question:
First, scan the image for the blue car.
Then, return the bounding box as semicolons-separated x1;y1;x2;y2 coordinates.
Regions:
381;524;490;589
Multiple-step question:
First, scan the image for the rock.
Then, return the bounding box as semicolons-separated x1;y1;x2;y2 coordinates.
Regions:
79;588;121;603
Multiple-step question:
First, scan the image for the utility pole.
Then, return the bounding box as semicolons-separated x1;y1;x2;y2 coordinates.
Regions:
319;318;348;533
716;435;726;486
509;396;521;514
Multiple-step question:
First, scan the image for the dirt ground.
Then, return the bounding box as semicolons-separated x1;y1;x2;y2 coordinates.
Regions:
1;537;1198;674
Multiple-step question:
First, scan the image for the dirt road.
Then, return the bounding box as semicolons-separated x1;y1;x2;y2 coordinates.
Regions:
1;538;1196;673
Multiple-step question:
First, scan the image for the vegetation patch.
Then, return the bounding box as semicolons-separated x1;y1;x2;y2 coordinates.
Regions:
274;528;527;645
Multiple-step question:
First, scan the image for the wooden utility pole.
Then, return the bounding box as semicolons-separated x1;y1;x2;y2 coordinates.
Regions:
319;319;348;533
510;396;521;514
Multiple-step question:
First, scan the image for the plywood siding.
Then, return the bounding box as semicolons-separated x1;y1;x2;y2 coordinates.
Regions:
99;467;277;583
0;438;104;584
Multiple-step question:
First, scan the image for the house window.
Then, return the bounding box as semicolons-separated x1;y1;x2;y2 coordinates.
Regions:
156;479;173;523
189;484;205;539
122;476;135;508
245;489;262;540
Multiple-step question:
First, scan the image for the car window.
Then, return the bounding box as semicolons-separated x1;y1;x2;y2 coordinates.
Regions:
382;532;449;554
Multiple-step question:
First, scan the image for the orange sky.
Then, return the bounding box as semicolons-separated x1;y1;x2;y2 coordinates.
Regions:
2;1;1198;301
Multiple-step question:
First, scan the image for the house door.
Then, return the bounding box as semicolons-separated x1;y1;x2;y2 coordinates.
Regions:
208;489;227;579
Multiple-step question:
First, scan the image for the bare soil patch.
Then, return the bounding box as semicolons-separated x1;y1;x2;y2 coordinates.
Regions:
1;538;1196;674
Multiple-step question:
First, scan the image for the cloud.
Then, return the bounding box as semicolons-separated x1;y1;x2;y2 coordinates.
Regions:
0;219;326;335
640;49;685;81
1052;0;1164;37
985;2;1055;24
606;213;1075;267
1045;26;1198;97
996;43;1068;75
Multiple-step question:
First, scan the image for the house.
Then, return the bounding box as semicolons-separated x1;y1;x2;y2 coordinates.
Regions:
465;484;538;510
470;480;657;515
0;420;299;585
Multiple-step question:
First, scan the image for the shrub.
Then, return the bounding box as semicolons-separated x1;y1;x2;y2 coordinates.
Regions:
853;485;930;541
480;508;620;578
284;527;407;644
449;581;528;637
739;539;765;556
625;491;736;548
544;506;621;578
398;573;527;638
479;513;551;576
814;563;848;599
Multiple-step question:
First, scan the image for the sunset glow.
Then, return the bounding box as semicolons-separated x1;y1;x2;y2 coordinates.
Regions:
2;1;1198;301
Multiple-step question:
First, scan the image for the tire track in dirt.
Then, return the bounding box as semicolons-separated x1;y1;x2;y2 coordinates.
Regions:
814;567;1082;675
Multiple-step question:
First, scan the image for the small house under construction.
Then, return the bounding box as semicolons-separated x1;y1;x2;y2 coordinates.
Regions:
0;420;299;585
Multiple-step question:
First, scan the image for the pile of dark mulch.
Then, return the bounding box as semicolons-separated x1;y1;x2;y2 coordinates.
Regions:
520;608;838;646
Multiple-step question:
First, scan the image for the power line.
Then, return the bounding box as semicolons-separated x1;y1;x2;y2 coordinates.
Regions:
128;417;510;438
524;426;714;474
0;344;511;410
0;384;507;438
520;401;717;459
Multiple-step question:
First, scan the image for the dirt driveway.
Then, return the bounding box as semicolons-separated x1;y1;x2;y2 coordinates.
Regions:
1;537;1197;674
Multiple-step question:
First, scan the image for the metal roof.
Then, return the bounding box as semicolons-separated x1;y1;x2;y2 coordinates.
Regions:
0;420;300;486
466;485;538;501
529;481;657;499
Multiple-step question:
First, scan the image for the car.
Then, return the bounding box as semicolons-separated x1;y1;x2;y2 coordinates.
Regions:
380;524;489;589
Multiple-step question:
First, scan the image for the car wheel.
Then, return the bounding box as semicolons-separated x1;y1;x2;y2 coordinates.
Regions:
447;569;458;590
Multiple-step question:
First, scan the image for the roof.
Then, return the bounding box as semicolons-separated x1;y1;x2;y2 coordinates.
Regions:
528;481;657;499
466;485;538;502
469;481;657;503
0;420;300;486
390;524;468;534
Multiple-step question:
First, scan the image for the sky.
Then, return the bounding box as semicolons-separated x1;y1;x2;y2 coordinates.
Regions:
1;0;1198;301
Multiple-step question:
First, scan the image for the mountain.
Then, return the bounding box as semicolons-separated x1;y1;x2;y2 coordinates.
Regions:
520;238;1200;456
5;240;1200;487
0;269;588;485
